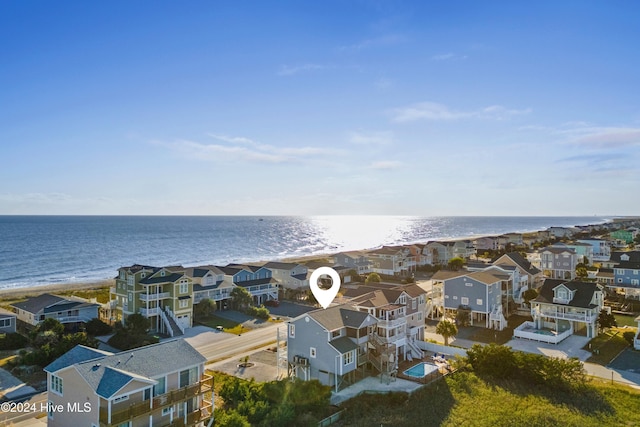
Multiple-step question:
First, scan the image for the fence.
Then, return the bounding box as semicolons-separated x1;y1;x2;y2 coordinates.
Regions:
317;409;345;427
416;341;468;357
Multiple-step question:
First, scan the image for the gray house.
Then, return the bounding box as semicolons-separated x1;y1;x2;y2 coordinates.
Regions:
287;305;377;391
540;246;577;280
442;267;507;330
0;308;16;334
11;293;100;328
333;251;373;274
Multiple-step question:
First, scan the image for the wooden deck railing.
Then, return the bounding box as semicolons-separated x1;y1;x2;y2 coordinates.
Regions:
99;373;213;426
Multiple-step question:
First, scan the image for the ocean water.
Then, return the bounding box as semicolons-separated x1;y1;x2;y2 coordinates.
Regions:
0;215;607;290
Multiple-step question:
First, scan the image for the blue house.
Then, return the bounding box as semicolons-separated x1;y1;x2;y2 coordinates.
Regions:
613;261;640;299
442;266;507;330
220;264;279;305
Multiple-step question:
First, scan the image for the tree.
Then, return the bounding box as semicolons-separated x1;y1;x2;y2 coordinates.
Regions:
598;309;617;331
436;319;458;346
447;257;465;271
522;288;538;307
575;263;589;280
85;318;113;336
231;287;254;311
365;272;381;284
194;298;216;320
347;269;361;283
124;313;150;336
622;331;635;347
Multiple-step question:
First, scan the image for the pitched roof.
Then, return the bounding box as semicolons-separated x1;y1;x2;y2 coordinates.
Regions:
542;246;577;255
140;272;185;285
12;294;66;314
44;345;113;373
466;270;508;285
71;339;205;398
329;336;359;354
307;305;371;331
534;279;600;309
617;261;640;270
610;251;640;263
494;252;541;276
431;270;468;281
263;261;302;270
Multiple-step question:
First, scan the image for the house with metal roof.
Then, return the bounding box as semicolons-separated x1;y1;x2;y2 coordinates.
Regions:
44;339;212;427
11;293;99;328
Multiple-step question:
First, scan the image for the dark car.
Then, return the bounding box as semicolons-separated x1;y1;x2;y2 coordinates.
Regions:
264;299;280;307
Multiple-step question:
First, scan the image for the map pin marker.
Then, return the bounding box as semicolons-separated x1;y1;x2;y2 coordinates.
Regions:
309;266;341;309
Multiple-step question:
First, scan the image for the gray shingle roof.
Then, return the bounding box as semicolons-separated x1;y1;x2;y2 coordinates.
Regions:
54;339;205;398
534;279;600;309
329;336;358;354
11;293;65;314
44;345;113;373
308;305;371;331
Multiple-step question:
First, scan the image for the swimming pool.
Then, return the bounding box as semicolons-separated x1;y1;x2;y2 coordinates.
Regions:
403;362;439;378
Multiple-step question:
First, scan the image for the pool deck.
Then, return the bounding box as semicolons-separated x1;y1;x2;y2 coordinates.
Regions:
330;375;424;405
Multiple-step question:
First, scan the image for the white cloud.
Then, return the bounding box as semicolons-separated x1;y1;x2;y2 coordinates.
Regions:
348;131;394;146
431;53;468;61
339;34;407;51
391;101;531;123
565;127;640;148
277;64;330;76
369;160;402;170
153;134;339;164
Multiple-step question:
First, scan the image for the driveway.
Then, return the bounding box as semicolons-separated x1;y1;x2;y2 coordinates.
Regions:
214;310;271;328
505;335;592;361
266;301;317;318
0;368;36;402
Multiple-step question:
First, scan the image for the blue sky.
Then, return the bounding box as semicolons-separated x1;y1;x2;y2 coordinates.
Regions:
1;1;639;215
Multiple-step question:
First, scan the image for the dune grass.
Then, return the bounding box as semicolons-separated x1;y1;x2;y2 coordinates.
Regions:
339;371;640;427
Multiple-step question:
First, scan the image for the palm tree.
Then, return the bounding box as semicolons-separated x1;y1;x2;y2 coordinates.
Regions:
436;319;458;346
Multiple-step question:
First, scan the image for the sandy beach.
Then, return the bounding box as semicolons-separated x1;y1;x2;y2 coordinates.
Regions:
0;279;114;301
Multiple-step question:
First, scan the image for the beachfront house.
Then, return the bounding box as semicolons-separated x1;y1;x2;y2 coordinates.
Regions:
610;229;638;245
577;239;611;262
111;265;193;337
11;293;99;329
367;246;412;276
473;236;500;252
612;261;640;299
44;339;213;427
286;305;378;391
187;265;235;310
423;241;455;266
263;261;309;290
547;227;576;239
333;251;374;274
219;264;278;305
0;308;17;334
442;267;507;330
528;279;604;339
540;246;578;280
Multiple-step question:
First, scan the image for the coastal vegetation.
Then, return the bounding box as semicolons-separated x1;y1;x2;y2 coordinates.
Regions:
107;313;159;350
340;345;640;426
436;319;458;346
213;371;332;426
585;327;632;366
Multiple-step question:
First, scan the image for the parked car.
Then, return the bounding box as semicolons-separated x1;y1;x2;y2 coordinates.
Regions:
264;299;280;307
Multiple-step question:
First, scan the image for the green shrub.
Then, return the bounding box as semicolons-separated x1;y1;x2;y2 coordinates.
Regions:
0;332;29;350
85;318;113;336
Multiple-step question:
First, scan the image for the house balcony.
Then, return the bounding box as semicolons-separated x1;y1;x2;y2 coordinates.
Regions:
376;317;407;329
140;292;171;302
99;374;213;426
552;297;571;305
140;307;161;316
109;287;116;295
538;309;597;323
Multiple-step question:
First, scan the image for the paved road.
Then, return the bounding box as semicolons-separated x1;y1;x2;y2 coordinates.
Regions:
0;392;47;425
187;322;284;362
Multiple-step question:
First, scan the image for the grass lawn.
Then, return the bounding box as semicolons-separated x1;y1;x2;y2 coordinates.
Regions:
196;315;250;335
585;327;631;366
339;371;640;427
467;315;529;345
614;313;639;328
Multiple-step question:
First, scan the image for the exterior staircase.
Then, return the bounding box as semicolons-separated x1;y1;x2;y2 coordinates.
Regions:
406;337;424;359
161;308;184;337
368;332;397;384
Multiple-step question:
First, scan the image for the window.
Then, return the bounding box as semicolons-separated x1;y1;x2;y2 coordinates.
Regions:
113;394;129;403
51;375;63;396
162;407;173;416
127;276;134;285
476;299;483;306
153;377;166;396
161;270;165;277
418;312;423;321
618;278;623;283
461;297;469;305
179;281;189;294
465;282;473;287
0;318;11;328
128;292;132;302
179;300;189;309
412;299;417;310
634;270;639;275
310;347;317;358
453;296;458;300
632;279;639;286
398;295;406;304
343;351;353;365
331;330;340;338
